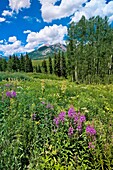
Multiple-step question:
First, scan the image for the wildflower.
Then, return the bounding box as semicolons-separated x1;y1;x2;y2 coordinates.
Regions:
11;91;16;97
6;91;12;98
58;111;66;123
77;124;82;132
35;121;40;125
5;84;11;87
41;101;45;105
74;115;78;124
32;113;37;121
6;91;16;98
86;125;96;136
68;107;76;118
68;126;74;136
80;115;86;123
53;129;57;133
53;117;59;127
46;103;54;109
88;142;95;149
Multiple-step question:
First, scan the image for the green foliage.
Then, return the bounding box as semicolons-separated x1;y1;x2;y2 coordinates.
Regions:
67;16;113;83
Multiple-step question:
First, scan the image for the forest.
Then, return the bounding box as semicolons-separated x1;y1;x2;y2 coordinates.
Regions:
0;16;113;83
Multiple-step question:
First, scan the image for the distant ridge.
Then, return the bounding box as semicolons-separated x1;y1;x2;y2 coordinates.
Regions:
0;55;9;61
28;43;67;60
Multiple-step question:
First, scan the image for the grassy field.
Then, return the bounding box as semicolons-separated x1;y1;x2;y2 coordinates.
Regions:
0;72;113;169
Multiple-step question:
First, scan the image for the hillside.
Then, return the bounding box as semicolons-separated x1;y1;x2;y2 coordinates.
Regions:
28;43;66;60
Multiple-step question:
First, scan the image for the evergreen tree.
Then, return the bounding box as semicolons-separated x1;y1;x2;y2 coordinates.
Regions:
25;53;33;72
54;53;57;75
7;55;13;72
20;54;25;72
12;54;17;71
0;58;7;71
38;65;42;73
49;56;53;74
42;60;48;73
56;51;61;77
61;52;67;78
15;56;20;72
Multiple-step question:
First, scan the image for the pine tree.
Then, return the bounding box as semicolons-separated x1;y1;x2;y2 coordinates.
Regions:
49;56;53;74
7;55;13;72
61;52;67;78
25;53;33;72
42;60;48;73
20;54;25;72
56;51;61;77
0;58;7;71
54;53;57;75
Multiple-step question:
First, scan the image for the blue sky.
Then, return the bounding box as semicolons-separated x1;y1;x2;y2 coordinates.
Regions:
0;0;113;56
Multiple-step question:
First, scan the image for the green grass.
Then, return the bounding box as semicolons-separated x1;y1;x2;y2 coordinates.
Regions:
0;73;113;169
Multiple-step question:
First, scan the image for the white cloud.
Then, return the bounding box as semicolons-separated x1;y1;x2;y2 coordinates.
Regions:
23;16;32;21
0;40;3;44
0;17;6;22
71;0;113;23
39;0;86;22
0;36;25;56
8;0;31;13
23;30;32;34
23;16;41;23
8;36;17;43
25;24;67;50
39;0;113;23
2;10;13;17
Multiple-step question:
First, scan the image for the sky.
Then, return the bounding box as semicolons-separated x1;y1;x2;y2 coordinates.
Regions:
0;0;113;56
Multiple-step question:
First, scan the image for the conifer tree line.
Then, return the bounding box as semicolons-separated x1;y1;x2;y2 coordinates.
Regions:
67;15;113;83
35;52;67;78
0;53;33;72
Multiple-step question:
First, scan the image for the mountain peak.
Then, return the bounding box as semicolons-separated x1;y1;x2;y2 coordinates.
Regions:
28;43;66;60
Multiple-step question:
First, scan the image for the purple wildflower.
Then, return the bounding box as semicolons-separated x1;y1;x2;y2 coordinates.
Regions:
88;142;95;149
5;84;11;87
41;101;45;105
32;113;37;121
74;115;78;124
58;111;66;123
53;129;57;133
6;91;12;98
46;103;54;109
53;117;59;127
11;91;16;97
6;91;16;98
76;124;82;131
68;107;76;118
68;126;74;136
80;115;86;123
86;125;96;136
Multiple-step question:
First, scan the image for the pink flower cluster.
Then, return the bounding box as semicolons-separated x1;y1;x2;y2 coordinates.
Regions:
86;125;96;136
6;91;16;98
53;107;86;137
53;111;66;127
68;107;86;132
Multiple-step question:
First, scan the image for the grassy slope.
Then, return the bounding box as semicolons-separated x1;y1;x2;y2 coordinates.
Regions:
0;72;113;169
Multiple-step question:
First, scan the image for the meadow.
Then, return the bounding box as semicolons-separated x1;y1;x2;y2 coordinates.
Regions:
0;73;113;169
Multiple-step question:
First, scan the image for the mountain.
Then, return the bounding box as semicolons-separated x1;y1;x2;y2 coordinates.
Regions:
28;43;67;60
0;55;9;61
